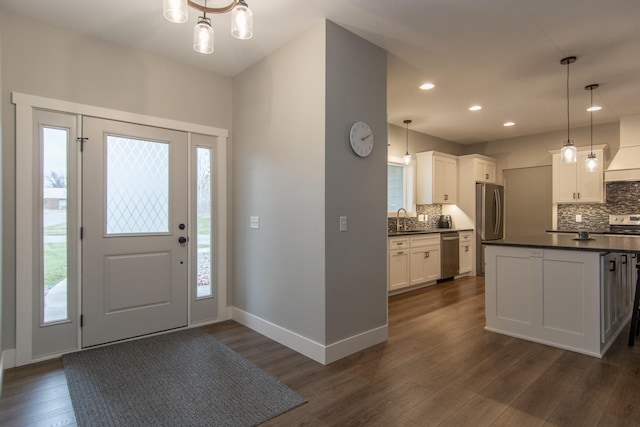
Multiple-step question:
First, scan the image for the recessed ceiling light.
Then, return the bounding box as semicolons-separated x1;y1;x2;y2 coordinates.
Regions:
503;122;515;127
419;82;435;90
587;106;602;112
469;105;482;111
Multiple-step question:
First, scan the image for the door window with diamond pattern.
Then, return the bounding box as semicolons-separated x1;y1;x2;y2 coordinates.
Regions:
106;135;170;234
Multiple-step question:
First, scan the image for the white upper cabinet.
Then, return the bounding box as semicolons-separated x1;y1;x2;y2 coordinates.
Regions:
459;154;497;184
552;146;605;204
416;151;457;204
474;158;496;183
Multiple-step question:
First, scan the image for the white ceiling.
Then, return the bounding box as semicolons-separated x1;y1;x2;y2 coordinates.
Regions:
2;0;640;144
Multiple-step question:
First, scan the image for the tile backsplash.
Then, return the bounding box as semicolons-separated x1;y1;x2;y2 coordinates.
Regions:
388;204;442;232
557;181;640;230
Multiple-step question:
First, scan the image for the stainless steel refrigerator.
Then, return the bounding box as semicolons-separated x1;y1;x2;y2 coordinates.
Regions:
475;183;504;275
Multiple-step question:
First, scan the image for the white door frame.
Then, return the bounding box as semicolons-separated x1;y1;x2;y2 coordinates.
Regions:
13;92;229;366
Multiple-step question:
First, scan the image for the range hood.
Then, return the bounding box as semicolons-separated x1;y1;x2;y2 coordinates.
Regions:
605;113;640;182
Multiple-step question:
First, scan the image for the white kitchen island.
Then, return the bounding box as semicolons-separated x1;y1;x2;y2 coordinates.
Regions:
484;234;640;358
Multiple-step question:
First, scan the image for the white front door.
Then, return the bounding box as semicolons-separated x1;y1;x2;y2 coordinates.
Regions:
81;117;189;347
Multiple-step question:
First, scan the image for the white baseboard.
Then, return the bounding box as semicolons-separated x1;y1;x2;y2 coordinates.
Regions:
1;348;17;397
2;348;16;370
231;307;388;365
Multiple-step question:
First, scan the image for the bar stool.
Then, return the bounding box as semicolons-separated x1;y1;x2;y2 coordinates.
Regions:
628;260;640;346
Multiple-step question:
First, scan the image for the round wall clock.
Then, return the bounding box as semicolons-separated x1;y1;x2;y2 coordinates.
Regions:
349;121;374;157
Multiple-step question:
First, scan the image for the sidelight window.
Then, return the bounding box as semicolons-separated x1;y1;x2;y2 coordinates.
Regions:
42;127;70;323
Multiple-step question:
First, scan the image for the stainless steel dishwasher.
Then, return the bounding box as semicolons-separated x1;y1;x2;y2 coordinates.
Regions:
440;232;459;280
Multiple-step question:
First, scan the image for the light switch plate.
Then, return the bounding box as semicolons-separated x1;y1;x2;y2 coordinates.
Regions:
339;216;347;232
250;216;260;229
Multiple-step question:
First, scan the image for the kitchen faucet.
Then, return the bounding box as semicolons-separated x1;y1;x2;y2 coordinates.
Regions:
396;208;407;232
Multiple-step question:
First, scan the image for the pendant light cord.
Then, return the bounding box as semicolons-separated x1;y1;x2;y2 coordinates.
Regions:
590;87;593;153
566;59;570;143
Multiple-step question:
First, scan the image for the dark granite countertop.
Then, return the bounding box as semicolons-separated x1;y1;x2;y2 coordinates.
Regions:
548;229;640;236
483;234;640;253
388;228;473;237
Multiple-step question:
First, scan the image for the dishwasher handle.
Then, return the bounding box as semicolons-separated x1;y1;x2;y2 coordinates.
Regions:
442;235;459;241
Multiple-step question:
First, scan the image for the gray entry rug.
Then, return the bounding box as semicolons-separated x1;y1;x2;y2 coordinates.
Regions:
62;328;306;427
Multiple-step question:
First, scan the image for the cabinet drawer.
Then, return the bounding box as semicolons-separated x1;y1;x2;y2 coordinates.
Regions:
459;231;473;242
410;235;440;247
389;237;409;250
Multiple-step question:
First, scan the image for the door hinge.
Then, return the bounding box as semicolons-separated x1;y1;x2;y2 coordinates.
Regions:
80;314;83;327
77;136;88;152
80;226;83;240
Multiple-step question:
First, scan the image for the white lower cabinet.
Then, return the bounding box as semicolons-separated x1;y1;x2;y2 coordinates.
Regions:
388;234;440;292
459;231;473;274
601;252;636;344
485;245;634;357
388;237;410;291
409;235;441;285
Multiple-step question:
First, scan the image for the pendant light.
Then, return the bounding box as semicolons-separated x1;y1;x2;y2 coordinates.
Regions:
231;0;253;39
193;0;214;54
164;0;254;54
585;84;599;172
403;119;412;165
560;56;577;163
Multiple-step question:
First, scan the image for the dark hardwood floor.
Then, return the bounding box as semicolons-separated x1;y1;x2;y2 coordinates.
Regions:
2;276;640;426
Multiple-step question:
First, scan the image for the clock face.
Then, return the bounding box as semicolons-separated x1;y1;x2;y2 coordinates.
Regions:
349;121;374;157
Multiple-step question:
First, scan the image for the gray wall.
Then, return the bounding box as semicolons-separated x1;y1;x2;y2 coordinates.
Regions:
0;8;3;360
464;121;620;183
388;123;463;159
324;22;387;344
503;166;552;238
232;23;327;342
232;21;388;348
1;10;233;350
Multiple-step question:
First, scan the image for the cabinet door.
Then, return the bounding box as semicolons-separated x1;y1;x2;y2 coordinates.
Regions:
601;254;616;344
484;162;496;183
433;156;446;203
552;153;578;203
459;242;472;274
389;250;409;291
410;246;440;285
442;158;457;203
424;246;441;282
577;150;604;203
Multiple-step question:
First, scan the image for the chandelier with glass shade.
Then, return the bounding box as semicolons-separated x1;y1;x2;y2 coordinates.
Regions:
163;0;253;55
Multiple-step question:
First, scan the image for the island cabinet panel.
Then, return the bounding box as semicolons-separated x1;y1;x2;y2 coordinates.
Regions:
485;245;607;357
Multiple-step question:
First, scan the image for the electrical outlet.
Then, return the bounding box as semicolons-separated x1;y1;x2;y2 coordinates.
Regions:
418;214;425;221
425;214;428;222
339;216;347;232
576;214;582;223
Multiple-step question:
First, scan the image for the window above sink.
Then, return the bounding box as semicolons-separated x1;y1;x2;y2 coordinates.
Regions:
388;156;416;217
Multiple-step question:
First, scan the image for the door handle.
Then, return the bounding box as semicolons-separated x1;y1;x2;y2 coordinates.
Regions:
179;236;188;244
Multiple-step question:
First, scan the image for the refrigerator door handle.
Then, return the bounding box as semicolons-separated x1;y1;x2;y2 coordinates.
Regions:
493;189;499;235
495;188;502;236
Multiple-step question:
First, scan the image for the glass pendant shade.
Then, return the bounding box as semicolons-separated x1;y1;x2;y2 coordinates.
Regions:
586;153;599;172
403;153;412;165
585;83;599;172
231;1;253;39
561;140;577;163
163;0;188;23
193;17;214;54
